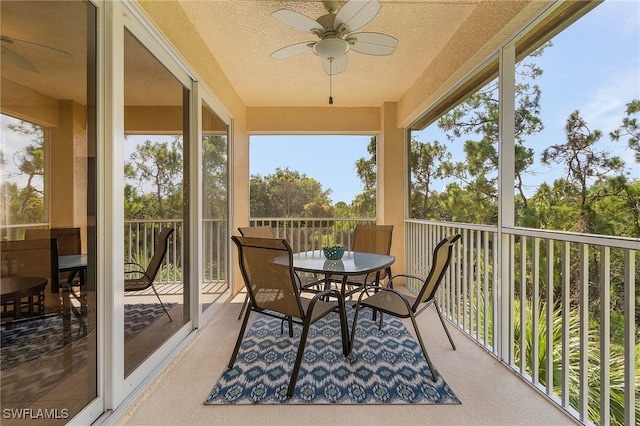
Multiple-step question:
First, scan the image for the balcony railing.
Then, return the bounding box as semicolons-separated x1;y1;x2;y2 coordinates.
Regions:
249;217;376;251
8;217;637;424
125;219;228;286
406;219;638;426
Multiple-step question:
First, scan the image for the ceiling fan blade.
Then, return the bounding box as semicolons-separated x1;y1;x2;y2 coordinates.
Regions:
1;46;39;72
347;32;398;56
1;36;70;57
334;0;381;33
322;55;347;76
271;9;324;34
271;42;314;60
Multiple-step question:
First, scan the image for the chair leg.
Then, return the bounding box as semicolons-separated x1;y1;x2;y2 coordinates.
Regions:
433;300;456;350
286;316;313;397
237;293;249;320
150;283;172;321
349;302;362;354
228;306;251;369
280;316;294;337
336;302;349;356
409;313;438;381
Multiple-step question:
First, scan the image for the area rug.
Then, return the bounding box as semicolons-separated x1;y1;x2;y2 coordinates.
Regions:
204;307;460;404
1;303;175;371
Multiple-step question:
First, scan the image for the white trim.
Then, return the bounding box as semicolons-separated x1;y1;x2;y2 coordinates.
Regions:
497;42;516;364
103;0;126;410
191;83;204;328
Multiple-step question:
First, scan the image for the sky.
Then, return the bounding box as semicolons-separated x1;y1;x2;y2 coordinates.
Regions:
249;135;371;204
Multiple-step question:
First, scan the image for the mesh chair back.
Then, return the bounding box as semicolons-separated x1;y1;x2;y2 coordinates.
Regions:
144;228;175;284
414;234;461;309
25;228;81;256
352;224;393;255
1;238;59;290
238;226;275;238
231;236;303;319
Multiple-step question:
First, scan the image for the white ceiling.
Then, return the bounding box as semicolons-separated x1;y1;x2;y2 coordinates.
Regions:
179;0;482;108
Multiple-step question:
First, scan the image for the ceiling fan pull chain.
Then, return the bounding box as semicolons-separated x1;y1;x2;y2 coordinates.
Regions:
329;58;334;105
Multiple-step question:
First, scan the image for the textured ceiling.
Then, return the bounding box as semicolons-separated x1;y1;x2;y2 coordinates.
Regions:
1;1;543;112
179;0;481;107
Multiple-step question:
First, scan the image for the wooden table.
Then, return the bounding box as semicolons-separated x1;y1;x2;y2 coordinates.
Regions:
1;276;48;321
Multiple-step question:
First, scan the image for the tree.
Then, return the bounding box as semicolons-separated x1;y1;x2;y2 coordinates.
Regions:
409;138;453;219
541;110;626;234
1;120;45;223
433;44;547;221
124;137;183;219
202;135;228;219
249;167;333;218
610;99;640;162
353;136;377;218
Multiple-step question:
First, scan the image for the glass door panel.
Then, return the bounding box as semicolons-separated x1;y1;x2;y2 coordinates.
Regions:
0;0;98;423
123;29;190;377
201;103;229;313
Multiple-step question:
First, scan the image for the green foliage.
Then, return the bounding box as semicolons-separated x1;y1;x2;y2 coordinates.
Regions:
513;301;638;426
353;136;377;218
1;119;46;224
610;99;640;162
203;135;228;219
124;137;184;219
249;167;334;218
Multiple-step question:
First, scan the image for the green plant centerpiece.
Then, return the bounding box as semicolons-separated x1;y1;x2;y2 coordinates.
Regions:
322;245;345;260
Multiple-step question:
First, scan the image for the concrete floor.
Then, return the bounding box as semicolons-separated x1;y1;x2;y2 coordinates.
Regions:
117;292;577;426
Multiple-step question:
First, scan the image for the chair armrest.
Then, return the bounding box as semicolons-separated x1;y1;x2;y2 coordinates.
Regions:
124;269;152;282
388;273;424;289
124;262;145;272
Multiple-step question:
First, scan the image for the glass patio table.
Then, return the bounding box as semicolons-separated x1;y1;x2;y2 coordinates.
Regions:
292;250;395;302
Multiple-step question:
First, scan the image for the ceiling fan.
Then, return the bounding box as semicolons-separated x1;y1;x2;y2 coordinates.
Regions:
1;35;71;73
271;0;398;104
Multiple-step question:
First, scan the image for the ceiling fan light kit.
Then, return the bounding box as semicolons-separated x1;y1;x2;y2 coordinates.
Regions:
313;38;349;61
271;0;397;105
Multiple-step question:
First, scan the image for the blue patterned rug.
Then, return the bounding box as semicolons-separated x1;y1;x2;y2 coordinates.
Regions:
205;307;460;404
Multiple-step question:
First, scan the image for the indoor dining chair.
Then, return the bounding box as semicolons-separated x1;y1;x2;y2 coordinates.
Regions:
350;234;461;381
25;227;82;289
230;236;349;397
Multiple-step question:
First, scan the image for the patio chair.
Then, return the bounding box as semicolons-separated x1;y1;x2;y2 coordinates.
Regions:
236;226;323;318
124;227;174;321
350;234;461;381
230;236;349;397
329;224;394;297
236;226;276;319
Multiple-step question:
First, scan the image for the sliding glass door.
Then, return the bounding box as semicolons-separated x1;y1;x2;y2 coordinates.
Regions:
0;1;98;423
122;28;191;377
